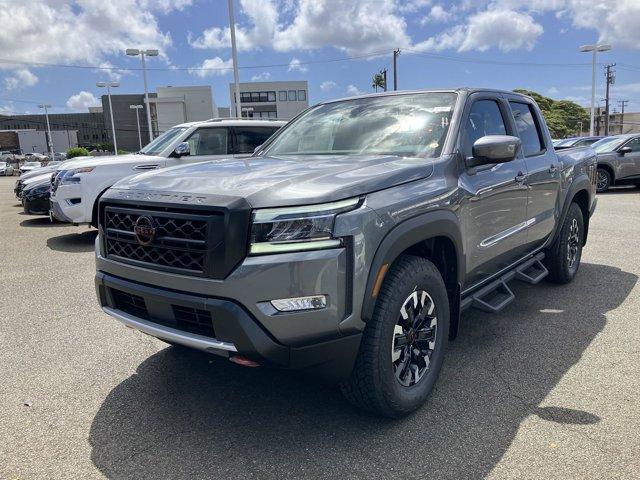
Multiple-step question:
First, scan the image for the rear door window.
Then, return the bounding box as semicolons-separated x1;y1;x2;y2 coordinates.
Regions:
509;102;545;156
185;128;229;155
232;127;280;154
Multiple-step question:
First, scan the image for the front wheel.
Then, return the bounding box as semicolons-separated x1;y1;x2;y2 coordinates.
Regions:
596;168;611;193
340;255;449;418
544;202;584;284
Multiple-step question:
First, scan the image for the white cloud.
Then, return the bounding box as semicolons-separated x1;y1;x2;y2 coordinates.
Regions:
66;91;101;111
188;57;234;78
273;0;411;55
421;4;455;24
96;61;126;82
251;72;272;81
3;69;38;91
547;86;559;95
346;85;363;96
188;0;278;51
287;57;308;73
0;0;192;80
459;9;543;51
190;0;411;56
320;80;338;92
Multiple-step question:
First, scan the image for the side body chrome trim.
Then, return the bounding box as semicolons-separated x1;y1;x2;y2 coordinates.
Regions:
480;218;536;248
103;306;238;354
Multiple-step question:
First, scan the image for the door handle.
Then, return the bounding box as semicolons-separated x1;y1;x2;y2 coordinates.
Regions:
549;164;557;174
515;172;526;183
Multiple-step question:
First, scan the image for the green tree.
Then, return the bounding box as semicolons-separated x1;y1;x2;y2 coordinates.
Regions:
66;147;90;159
371;71;386;92
513;89;589;138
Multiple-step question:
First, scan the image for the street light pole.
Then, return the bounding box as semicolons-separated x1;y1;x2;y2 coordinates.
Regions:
97;81;120;155
228;0;241;118
130;104;143;150
38;103;54;157
580;43;612;136
126;48;159;142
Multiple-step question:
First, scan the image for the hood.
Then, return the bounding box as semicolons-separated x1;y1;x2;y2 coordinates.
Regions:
20;164;57;179
23;174;52;190
59;153;164;171
110;154;435;207
22;172;53;187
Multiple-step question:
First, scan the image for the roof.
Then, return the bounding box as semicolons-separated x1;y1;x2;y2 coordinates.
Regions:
175;118;287;128
319;87;532;106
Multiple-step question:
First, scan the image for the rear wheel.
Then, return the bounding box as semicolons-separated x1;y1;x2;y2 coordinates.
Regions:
544;202;584;284
596;168;611;193
340;255;449;418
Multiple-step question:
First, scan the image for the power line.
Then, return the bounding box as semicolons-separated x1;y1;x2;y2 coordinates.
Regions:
1;50;637;72
0;49;395;72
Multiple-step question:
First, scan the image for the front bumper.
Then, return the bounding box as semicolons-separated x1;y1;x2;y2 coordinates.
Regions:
22;194;50;215
50;184;88;223
96;272;361;381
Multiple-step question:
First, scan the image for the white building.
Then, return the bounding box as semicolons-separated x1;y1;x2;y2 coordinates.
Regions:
152;86;216;133
0;129;78;154
229;81;309;119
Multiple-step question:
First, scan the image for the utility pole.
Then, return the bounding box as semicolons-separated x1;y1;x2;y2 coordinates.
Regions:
393;49;400;91
228;0;241;118
618;99;629;134
38;104;54;157
603;63;615;136
382;68;387;92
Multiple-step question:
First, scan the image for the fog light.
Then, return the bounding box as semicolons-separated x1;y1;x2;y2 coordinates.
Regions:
270;295;327;312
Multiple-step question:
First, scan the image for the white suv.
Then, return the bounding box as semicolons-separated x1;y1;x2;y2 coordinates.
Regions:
50;119;285;225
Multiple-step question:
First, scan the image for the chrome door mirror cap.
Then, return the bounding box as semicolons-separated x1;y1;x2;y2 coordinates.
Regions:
173;142;190;157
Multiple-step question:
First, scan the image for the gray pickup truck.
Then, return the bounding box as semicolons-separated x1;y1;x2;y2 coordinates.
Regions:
95;89;597;417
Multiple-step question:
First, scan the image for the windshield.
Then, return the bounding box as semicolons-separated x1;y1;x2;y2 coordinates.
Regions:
139;127;188;155
592;136;627;153
264;93;457;158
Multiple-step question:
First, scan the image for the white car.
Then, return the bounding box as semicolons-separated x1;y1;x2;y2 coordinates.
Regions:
0;162;14;176
19;161;43;175
50;119;285;226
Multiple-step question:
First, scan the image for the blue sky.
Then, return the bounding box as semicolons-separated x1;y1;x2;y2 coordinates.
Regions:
1;0;639;116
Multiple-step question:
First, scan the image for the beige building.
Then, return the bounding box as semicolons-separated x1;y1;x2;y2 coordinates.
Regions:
229;81;309;119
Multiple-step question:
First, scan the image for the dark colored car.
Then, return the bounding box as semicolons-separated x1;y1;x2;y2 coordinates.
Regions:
554;136;603;150
21;177;51;215
592;134;640;192
94;88;597;417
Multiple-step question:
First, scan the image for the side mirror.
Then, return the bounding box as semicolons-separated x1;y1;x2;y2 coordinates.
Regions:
618;146;632;155
469;135;521;167
172;142;190;157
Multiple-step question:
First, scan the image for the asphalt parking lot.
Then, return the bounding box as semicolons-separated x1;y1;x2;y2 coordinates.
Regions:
0;175;639;480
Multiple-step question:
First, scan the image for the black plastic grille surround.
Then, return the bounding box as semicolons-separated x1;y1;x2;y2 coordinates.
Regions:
111;288;215;338
103;207;217;276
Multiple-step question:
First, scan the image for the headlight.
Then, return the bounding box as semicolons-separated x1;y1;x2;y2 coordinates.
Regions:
249;197;360;255
59;167;95;185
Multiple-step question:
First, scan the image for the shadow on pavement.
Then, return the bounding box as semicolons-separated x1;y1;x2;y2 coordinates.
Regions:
19;217;68;228
89;263;636;479
47;230;97;253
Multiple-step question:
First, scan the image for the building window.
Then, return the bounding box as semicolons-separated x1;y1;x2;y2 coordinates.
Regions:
279;91;287;101
288;90;297;101
298;90;307;101
268;111;277;119
267;91;276;102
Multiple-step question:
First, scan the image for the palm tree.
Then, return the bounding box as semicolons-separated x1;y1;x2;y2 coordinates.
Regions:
372;71;386;92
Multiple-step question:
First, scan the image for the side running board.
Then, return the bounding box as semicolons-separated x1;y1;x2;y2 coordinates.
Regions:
461;252;547;314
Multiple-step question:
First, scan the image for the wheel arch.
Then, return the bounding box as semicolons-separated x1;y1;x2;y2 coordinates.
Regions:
362;210;464;339
91;185;113;228
597;162;615;184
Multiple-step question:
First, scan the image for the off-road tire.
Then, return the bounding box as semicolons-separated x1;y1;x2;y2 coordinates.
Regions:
544;202;584;284
340;255;449;418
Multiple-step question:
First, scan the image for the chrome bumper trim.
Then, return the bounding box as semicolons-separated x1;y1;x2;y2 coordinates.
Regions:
103;306;238;354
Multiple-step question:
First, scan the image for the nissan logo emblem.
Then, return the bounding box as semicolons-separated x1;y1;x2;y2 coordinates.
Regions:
133;215;156;246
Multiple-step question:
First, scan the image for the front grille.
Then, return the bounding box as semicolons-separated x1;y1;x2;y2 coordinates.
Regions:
110;288;215;338
103;207;215;275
